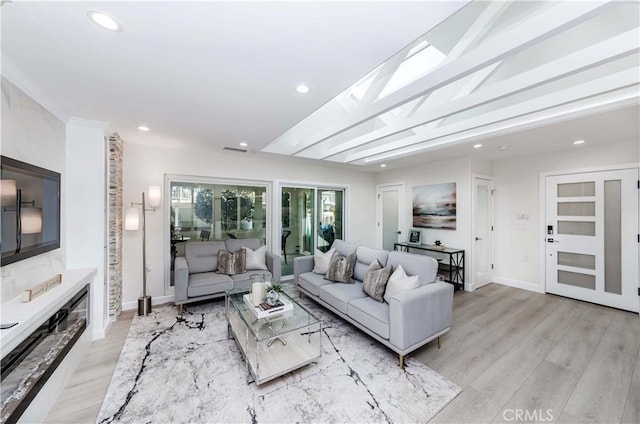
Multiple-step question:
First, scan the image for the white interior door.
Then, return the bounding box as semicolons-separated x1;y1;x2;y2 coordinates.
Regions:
377;184;404;251
473;177;493;289
545;168;639;312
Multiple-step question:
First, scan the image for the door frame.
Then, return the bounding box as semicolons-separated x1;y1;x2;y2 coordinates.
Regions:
538;162;639;301
471;174;494;291
375;183;405;250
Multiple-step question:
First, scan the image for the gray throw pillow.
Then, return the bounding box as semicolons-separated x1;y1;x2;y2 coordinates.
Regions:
325;253;357;283
217;249;246;275
362;260;393;302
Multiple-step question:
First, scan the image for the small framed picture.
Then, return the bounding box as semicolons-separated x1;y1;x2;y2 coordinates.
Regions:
408;229;421;245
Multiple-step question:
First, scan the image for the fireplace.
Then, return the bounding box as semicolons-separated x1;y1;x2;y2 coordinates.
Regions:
1;284;89;423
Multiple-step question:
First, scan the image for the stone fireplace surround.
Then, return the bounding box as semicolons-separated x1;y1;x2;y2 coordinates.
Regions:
0;268;96;423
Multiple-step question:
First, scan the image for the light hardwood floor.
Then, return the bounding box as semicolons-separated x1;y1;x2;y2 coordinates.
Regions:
46;285;639;423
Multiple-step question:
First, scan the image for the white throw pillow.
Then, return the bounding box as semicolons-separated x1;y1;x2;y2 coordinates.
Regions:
313;248;335;274
242;245;268;270
384;265;420;303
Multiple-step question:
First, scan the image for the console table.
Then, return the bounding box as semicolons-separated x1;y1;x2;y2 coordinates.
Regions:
394;243;464;290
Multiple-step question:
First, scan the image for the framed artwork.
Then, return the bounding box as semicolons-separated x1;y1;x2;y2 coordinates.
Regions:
408;229;421;245
412;182;457;230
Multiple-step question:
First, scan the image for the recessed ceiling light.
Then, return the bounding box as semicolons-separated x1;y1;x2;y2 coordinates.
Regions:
573;139;585;145
380;164;387;168
296;84;310;94
239;141;248;147
137;125;150;132
473;143;483;149
87;10;123;32
498;145;509;150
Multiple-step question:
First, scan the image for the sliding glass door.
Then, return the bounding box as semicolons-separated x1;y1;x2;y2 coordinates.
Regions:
280;185;345;277
167;178;269;288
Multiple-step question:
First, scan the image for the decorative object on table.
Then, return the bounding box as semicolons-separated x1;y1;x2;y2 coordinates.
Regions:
408;228;421;245
125;185;162;316
432;240;445;250
242;292;293;318
97;301;461;424
412;182;457;230
250;274;266;306
265;282;283;306
22;274;63;302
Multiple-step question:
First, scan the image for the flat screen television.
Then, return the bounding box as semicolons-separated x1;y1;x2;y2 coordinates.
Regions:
1;156;61;266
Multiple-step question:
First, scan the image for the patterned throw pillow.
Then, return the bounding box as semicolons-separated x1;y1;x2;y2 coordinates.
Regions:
217;249;246;275
362;260;393;302
313;248;335;274
325;253;357;283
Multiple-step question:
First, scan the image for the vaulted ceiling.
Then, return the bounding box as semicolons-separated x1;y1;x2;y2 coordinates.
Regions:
2;1;639;170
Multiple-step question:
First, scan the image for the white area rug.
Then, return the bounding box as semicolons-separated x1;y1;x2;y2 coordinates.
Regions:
97;292;460;423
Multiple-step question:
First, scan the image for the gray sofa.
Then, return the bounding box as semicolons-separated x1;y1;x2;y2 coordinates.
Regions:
294;240;453;366
174;238;281;311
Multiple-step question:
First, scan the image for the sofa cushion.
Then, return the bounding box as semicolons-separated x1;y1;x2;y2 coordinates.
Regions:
348;297;390;339
185;241;226;274
231;270;272;290
319;282;367;314
386;251;438;285
217;249;246;275
298;272;331;296
332;239;358;257
384;265;420;303
362;261;393;302
313;248;335;274
225;238;261;252
353;246;389;282
243;245;268;270
187;272;233;297
325;253;356;283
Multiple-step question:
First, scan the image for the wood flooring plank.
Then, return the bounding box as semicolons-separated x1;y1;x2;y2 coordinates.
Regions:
545;305;613;374
430;344;501;389
621;351;640;424
430;386;504;424
528;297;586;342
471;336;556;406
492;361;580;423
561;313;637;424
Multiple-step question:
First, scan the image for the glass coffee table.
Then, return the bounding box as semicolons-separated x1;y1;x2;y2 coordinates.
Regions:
225;289;321;385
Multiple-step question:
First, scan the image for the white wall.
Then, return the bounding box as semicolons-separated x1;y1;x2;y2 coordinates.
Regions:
0;78;66;302
375;156;473;286
65;118;108;338
492;140;639;292
121;142;377;306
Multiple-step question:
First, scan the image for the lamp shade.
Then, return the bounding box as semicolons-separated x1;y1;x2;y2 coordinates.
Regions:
1;180;17;207
148;185;161;208
21;208;42;234
125;207;140;231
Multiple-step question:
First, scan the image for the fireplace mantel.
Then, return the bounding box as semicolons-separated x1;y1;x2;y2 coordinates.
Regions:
1;268;96;358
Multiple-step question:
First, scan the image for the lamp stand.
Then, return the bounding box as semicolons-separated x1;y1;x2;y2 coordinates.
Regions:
132;191;154;316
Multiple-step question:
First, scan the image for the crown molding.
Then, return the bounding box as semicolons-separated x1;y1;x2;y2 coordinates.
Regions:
1;54;70;122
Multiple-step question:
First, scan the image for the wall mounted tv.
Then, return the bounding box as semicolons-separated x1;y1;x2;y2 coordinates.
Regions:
1;156;61;266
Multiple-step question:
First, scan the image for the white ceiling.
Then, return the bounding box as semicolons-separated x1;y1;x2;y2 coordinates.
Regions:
2;1;639;171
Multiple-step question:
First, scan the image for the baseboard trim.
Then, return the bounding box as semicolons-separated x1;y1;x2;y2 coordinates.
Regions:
122;295;175;311
492;276;544;293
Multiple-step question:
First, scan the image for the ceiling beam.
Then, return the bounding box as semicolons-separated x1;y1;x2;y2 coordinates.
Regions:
297;28;639;160
263;0;616;156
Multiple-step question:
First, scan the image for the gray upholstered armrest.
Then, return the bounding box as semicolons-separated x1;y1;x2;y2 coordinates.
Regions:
388;282;454;350
174;256;189;304
266;251;282;283
293;256;315;284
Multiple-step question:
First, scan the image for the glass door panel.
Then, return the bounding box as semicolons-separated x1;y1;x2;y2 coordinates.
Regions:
281;187;314;276
317;189;344;253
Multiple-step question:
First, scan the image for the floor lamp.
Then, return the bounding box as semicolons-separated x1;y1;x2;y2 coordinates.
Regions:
125;185;161;316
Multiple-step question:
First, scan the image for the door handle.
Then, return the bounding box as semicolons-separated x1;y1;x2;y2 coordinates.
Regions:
396;231;402;235
547;238;559;243
475;237;483;241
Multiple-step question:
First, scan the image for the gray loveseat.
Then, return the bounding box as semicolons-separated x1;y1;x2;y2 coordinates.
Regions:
174;238;281;312
294;240;453;366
